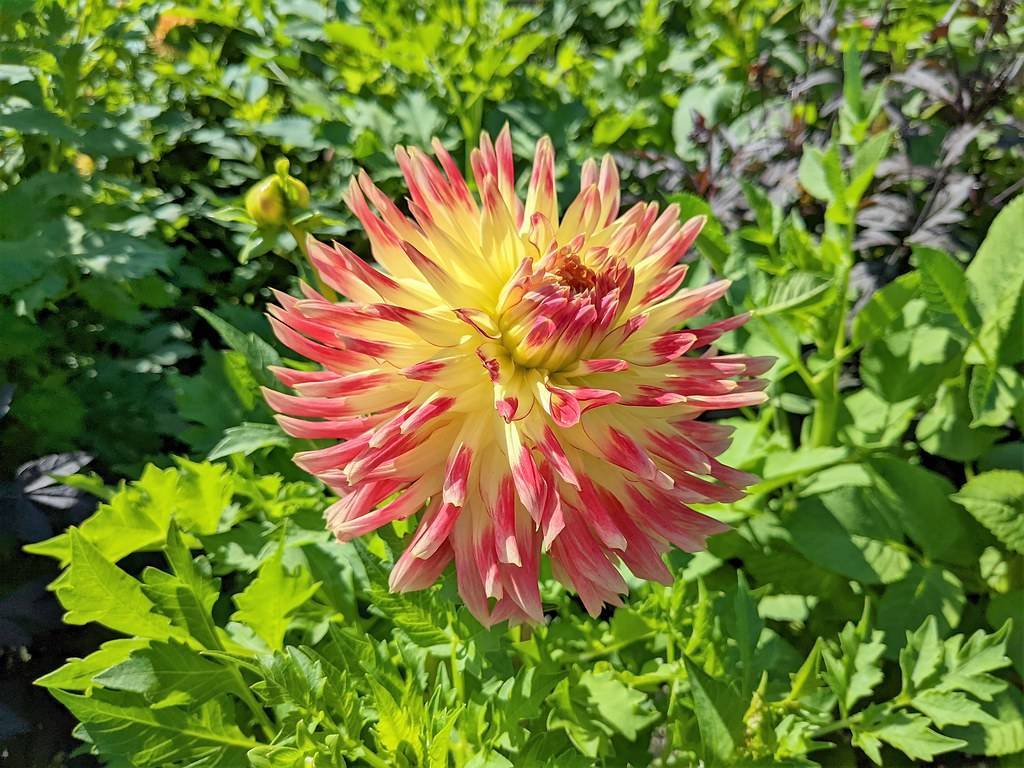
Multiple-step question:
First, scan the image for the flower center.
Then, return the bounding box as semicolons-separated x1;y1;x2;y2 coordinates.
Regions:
550;249;598;294
496;244;632;372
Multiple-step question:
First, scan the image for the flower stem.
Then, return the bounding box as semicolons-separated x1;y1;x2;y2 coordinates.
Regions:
287;223;337;301
229;667;276;742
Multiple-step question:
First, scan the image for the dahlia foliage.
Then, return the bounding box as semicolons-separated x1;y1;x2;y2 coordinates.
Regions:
264;127;770;625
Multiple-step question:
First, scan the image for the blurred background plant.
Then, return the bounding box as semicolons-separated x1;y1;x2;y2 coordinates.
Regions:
2;0;1022;765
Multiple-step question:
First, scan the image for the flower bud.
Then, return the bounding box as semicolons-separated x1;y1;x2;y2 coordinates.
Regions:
244;159;310;228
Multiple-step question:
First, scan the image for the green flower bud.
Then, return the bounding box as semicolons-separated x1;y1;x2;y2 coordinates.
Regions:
244;159;310;228
245;176;287;227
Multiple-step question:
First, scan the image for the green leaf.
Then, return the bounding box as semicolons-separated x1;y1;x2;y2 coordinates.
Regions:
951;471;1024;554
231;543;321;651
987;591;1024;676
0;107;78;142
786;497;909;584
856;709;965;763
867;458;984;565
860;301;965;402
847;131;891;205
195;307;281;388
946;688;1024;756
851;272;920;348
56;529;175;639
917;384;1005;461
140;524;223;650
798;145;843;203
967;365;1024;427
208;422;289;460
26;462;233;565
760;446;850;484
915;246;980;332
783;639;823;705
35;639;148;691
354;540;451;648
672;83;740;159
822;618;885;714
754;272;834;317
912;690;994;728
52;690;257;766
938;623;1013;701
899;616;944;694
667;193;729;273
966;193;1024;365
683;655;744;764
26;466;176;566
878;565;965;652
842;50;864;119
546;677;606;758
838;389;917;447
427;707;460;768
579;670;658;742
724;572;763;698
369;678;423;761
94;641;236;708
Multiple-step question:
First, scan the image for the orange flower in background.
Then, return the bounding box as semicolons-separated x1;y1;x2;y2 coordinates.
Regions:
264;127;770;625
148;12;196;57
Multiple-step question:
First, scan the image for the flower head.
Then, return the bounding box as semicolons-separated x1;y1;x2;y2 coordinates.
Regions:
265;127;770;625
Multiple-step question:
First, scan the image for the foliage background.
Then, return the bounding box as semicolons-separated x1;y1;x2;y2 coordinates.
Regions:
1;0;1022;765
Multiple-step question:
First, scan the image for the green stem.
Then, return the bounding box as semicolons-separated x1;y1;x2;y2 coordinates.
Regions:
287;223;337;301
811;242;854;447
229;668;276;742
449;610;468;768
811;714;859;739
359;748;393;768
577;632;656;663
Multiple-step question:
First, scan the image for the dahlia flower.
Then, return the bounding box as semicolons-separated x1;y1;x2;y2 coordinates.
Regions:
264;127;770;625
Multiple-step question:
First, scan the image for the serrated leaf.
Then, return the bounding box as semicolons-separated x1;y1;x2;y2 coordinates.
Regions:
370;678;423;761
857;709;965;763
94;641;236;708
822;620;885;714
579;670;658;741
899;616;944;695
231;543;320;650
35;639;148;691
878;565;966;651
56;529;175;639
912;689;993;728
952;471;1024;554
427;707;460;768
52;690;257;766
938;623;1013;701
946;688;1024;756
354;540;451;648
